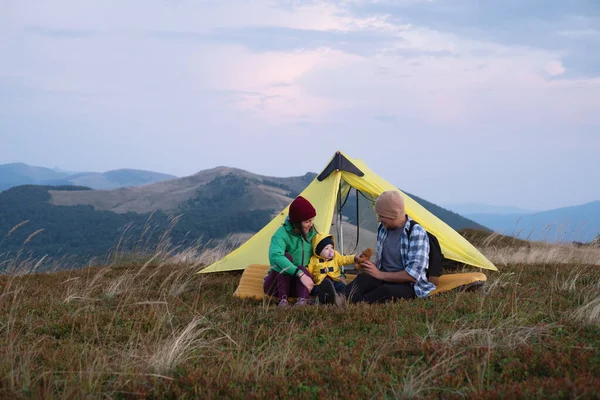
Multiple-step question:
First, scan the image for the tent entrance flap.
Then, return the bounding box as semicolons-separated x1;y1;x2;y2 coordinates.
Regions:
332;178;378;256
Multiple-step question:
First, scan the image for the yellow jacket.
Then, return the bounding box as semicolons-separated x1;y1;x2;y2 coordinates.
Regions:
308;233;356;285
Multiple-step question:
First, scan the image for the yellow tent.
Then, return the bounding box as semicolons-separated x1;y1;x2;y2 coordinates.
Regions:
199;151;497;274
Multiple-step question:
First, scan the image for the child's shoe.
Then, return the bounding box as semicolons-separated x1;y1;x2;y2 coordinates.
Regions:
278;298;291;307
295;297;310;307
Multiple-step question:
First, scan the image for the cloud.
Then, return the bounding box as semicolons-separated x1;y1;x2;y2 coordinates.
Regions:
558;29;600;39
25;25;96;38
348;0;598;29
268;82;293;88
152;26;398;56
346;0;600;78
373;115;396;123
545;61;566;76
142;0;414;57
389;48;457;58
1;0;599;209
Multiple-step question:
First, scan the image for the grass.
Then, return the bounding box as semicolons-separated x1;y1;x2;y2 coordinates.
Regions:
1;245;600;399
460;229;600;266
1;222;600;398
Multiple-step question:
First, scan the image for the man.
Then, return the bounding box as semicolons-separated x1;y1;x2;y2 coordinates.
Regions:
345;190;436;303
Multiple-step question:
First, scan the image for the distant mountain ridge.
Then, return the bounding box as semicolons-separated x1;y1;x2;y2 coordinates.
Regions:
48;166;314;214
444;202;536;215
0;163;177;191
0;163;68;189
0;166;484;263
465;200;600;243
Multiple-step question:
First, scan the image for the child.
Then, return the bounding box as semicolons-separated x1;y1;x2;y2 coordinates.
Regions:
308;233;359;305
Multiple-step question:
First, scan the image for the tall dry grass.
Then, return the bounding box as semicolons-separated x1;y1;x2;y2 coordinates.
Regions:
0;215;244;277
465;230;600;266
0;248;240;397
482;243;600;266
1;220;600;397
2;256;600;397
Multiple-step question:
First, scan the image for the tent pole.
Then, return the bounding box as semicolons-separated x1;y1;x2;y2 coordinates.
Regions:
340;213;344;253
338;177;344;253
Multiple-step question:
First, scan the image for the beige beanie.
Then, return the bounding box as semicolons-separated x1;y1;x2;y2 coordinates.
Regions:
375;190;405;219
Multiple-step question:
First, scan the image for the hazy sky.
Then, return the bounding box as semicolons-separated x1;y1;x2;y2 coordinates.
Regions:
1;0;599;210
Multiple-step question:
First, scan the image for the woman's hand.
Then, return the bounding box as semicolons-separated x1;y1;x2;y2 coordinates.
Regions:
299;273;314;292
360;260;382;280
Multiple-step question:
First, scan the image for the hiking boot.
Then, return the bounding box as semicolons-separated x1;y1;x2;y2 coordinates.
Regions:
318;279;336;305
278;298;291;308
295;297;310;307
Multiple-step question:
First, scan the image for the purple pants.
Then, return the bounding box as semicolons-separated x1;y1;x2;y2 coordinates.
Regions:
263;265;312;300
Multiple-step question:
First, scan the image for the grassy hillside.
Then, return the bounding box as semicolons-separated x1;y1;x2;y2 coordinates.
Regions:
68;169;177;190
1;242;600;398
0;181;274;263
48;167;313;214
1;168;488;263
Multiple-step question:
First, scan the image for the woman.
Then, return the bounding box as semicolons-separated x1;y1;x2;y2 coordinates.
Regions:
263;196;318;307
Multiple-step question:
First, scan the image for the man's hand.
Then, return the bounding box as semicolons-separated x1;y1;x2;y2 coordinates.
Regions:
299;273;314;292
360;260;381;280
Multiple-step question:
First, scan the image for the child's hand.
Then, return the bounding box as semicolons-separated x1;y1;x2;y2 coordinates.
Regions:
360;248;373;260
341;275;347;285
354;248;373;268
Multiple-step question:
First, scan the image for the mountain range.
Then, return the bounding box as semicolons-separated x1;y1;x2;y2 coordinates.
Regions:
2;162;597;266
0;166;485;263
464;201;600;243
0;163;177;191
443;202;536;215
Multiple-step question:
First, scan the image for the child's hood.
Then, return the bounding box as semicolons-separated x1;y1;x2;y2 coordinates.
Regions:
311;233;336;257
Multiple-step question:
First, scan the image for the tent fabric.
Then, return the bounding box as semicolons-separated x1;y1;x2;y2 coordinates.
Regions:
200;151;498;274
200;168;340;274
232;264;488;299
339;156;497;271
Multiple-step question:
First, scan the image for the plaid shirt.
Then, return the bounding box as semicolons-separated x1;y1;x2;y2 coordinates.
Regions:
376;215;436;298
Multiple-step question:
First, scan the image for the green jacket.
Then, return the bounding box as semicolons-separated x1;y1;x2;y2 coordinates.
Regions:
268;219;317;276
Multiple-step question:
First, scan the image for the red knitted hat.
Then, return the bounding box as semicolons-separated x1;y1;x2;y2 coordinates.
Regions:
289;196;316;223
